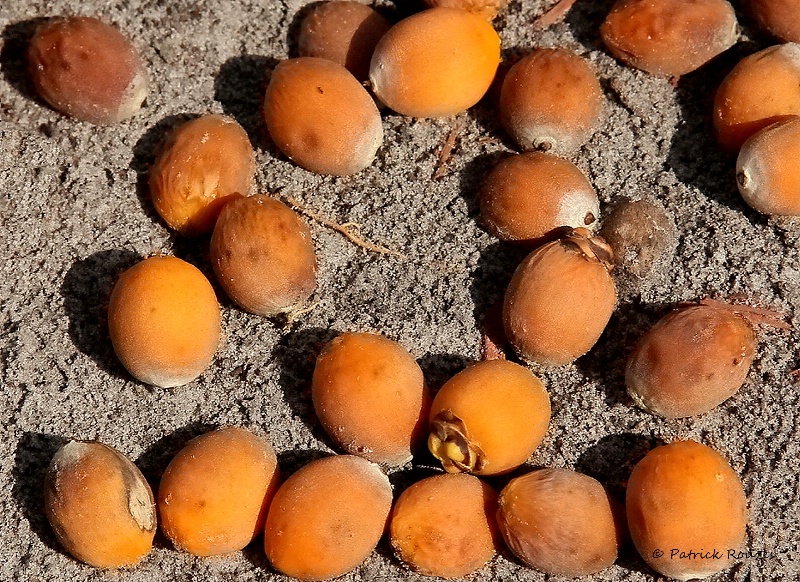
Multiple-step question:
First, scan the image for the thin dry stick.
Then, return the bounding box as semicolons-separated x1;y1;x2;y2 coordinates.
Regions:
282;195;405;258
698;297;792;330
533;0;578;30
433;118;464;181
284;300;320;329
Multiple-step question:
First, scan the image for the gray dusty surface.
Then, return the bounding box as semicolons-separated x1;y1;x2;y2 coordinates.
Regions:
2;0;800;580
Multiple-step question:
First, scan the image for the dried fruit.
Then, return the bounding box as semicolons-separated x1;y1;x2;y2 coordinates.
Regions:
480;152;599;245
210;194;317;316
422;0;508;20
298;1;391;81
497;468;621;577
158;426;280;556
749;0;800;43
737;116;800;215
601;0;738;77
390;473;499;578
28;16;148;124
499;48;604;154
627;440;747;580
369;7;500;118
312;332;429;466
263;455;393;581
149;114;255;236
428;359;550;476
714;43;800;151
626;302;756;418
503;228;617;366
107;256;221;388
263;57;383;175
44;441;156;568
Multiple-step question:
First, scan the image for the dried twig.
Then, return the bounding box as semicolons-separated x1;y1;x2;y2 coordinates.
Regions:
282;195;405;258
432;118;464;181
532;0;578;31
698;297;792;330
284;300;320;329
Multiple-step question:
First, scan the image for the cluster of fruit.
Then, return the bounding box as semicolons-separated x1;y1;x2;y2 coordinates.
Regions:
18;0;800;579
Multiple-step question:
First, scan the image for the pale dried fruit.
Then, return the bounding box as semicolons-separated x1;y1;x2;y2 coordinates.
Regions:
390;473;499;578
737;116;800;215
28;16;148;124
627;440;747;580
503;228;617;366
497;468;621;577
428;359;550;476
149;114;255;236
312;332;429;466
369;7;500;118
264;57;383;175
44;441;156;568
601;0;738;77
210;195;317;316
499;48;604;154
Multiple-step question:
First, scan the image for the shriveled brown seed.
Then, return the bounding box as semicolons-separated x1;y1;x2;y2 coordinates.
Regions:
44;441;156;568
601;0;738;77
626;303;755;418
503;228;617;366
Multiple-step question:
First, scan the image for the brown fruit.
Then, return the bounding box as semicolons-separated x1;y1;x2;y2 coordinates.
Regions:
480;152;599;245
264;57;383;175
390;473;499;578
210;195;317;316
601;0;738;77
626;303;756;418
714;43;800;151
497;468;621;577
158;426;280;556
149;114;255;236
298;1;391;81
503;228;617;366
107;256;221;388
499;48;604;154
44;441;156;568
749;0;800;43
311;332;429;466
737;116;800;215
263;455;393;581
627;440;747;580
369;7;501;118
428;359;551;476
422;0;508;20
28;16;148;124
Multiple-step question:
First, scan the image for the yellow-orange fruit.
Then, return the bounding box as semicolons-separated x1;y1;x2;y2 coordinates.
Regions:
601;0;738;77
369;8;500;118
737;116;800;215
264;57;383;175
158;426;280;556
422;0;508;20
627;440;747;580
503;228;617;366
149;114;255;236
263;455;393;581
107;256;221;388
44;441;156;568
749;0;800;43
714;43;800;151
480;152;599;245
298;1;392;81
28;16;148;124
390;473;499;578
210;195;317;316
428;360;550;476
311;332;429;466
497;468;620;577
499;49;604;154
626;303;755;418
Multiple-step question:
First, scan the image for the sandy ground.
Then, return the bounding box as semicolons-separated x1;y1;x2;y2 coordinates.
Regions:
2;0;800;580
